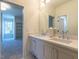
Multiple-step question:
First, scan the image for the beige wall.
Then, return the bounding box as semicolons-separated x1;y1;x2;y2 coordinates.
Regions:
55;0;78;35
24;0;40;34
39;3;55;34
23;0;40;58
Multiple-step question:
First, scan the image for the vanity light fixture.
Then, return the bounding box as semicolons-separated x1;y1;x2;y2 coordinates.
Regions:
40;0;45;8
1;2;11;11
40;0;50;8
40;2;45;8
41;0;45;2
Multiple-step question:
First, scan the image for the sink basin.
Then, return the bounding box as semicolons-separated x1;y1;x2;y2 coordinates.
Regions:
51;37;72;44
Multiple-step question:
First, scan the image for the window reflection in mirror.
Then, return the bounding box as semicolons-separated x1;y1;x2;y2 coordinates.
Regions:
48;15;54;28
58;15;68;33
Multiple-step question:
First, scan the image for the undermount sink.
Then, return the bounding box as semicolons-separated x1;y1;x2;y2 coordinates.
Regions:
34;34;72;44
51;37;72;44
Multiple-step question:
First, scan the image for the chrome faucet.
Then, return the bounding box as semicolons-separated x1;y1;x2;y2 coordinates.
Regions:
61;31;70;40
58;30;64;39
66;31;70;40
61;31;64;39
58;30;70;40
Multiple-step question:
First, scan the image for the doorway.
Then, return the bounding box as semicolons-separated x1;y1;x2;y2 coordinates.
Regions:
0;1;24;59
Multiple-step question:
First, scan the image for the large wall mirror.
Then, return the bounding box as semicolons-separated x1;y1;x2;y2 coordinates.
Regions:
39;0;78;36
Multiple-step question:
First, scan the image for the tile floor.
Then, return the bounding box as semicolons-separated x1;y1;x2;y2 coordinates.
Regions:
1;39;23;59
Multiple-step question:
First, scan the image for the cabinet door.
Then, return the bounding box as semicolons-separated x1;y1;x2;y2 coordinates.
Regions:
36;40;44;59
58;48;74;59
74;53;78;59
44;42;57;59
30;39;37;55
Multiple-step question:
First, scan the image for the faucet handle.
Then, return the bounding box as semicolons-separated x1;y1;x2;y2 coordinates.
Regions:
66;31;70;40
62;31;64;34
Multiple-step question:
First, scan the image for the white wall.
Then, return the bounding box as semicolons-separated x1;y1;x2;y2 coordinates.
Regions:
55;0;78;35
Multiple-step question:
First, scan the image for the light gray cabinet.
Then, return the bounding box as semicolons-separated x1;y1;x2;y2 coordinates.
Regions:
29;37;78;59
74;53;78;59
30;38;44;59
57;48;74;59
30;38;37;55
36;40;44;59
43;42;57;59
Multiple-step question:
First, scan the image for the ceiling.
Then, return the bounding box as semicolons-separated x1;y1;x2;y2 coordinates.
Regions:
1;0;72;16
1;2;23;16
46;0;72;8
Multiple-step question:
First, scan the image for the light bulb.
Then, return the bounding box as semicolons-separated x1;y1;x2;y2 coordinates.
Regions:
41;0;45;2
40;2;45;8
46;0;50;3
1;2;11;11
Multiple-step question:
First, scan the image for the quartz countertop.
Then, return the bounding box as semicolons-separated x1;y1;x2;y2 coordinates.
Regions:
29;34;78;52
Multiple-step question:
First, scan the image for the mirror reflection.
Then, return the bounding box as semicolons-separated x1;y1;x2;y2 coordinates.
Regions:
48;15;54;28
39;0;78;36
58;15;67;33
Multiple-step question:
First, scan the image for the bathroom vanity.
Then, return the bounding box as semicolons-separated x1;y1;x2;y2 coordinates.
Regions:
29;35;78;59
